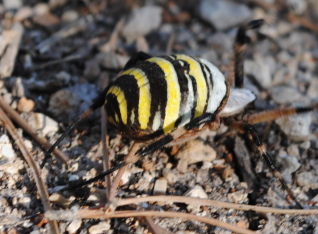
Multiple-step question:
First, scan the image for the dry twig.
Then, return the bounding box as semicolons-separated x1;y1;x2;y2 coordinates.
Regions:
116;196;318;215
0;107;59;234
47;209;256;234
107;142;141;204
0;95;69;165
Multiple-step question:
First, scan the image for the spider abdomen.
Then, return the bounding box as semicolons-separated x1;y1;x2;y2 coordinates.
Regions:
105;54;228;140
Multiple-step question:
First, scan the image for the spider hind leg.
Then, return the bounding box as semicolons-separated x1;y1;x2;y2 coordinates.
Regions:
224;119;304;209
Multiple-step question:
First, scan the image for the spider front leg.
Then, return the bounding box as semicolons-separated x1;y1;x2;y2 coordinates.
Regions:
224;119;303;209
137;113;216;157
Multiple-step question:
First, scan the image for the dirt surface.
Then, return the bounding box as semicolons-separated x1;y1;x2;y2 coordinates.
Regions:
1;0;318;233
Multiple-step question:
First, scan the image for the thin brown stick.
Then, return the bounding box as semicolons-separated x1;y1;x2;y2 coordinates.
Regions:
0;107;59;233
166;32;176;54
0;95;69;165
75;210;256;234
30;54;82;70
107;142;141;203
116;196;318;215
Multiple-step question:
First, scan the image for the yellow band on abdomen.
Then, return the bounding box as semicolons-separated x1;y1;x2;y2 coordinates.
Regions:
176;54;208;118
147;57;181;133
122;68;151;129
107;86;128;125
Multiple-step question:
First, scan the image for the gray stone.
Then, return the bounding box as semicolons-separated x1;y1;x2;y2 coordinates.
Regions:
176;139;216;173
199;0;252;30
276;112;312;141
62;10;79;23
3;0;22;10
122;6;162;42
244;56;274;88
296;171;318;189
270;86;309;105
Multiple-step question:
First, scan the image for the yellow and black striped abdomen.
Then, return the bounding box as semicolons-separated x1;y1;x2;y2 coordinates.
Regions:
105;54;228;141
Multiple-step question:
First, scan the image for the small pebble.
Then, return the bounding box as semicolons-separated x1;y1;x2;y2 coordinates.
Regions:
67;219;82;234
84;59;101;82
0;135;16;159
88;221;111;234
244;56;273;88
296;171;318;189
184;185;208;199
61;10;79;23
122;5;162;42
21;112;59;136
17;97;35;113
69;174;79;181
271;86;309;105
0;159;24;174
14;7;33;22
49;193;75;209
18;197;31;209
55;71;71;84
48;90;81;118
153;178;167;195
276;112;312;141
199;0;252;30
286;144;299;157
175;139;216;173
33;3;50;16
3;0;22;10
162;168;178;184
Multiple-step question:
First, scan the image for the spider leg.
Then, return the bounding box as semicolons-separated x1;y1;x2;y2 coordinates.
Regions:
137;113;216;157
233;19;264;88
224;119;303;209
244;107;313;124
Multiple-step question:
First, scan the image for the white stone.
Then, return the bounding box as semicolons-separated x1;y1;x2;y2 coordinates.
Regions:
122;6;162;42
67;219;82;234
88;221;111;234
18;197;31;209
62;10;79;23
184;185;208;199
153;178;167;195
0;135;16;159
